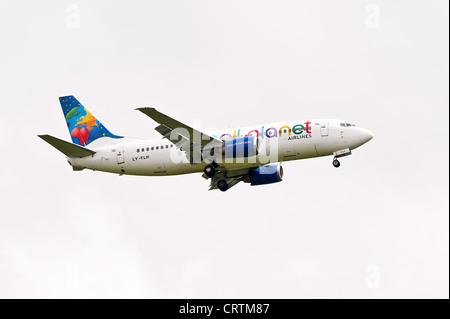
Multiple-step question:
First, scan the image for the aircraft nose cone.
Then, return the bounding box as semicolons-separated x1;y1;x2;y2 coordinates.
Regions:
360;129;374;144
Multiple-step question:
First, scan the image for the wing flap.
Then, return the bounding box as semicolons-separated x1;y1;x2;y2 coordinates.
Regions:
154;123;173;137
209;175;242;191
207;169;251;191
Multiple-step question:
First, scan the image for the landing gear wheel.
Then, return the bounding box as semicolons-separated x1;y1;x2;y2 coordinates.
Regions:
204;165;216;178
333;159;341;168
217;180;229;192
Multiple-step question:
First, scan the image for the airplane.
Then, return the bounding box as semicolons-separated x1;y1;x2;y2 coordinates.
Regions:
39;95;374;192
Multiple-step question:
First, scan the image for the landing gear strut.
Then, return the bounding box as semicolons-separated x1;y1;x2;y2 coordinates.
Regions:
333;158;341;168
332;148;351;168
217;180;229;192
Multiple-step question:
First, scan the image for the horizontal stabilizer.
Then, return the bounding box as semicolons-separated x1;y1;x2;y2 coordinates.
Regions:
38;134;96;158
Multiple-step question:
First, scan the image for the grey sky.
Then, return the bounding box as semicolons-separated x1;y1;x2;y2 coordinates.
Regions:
0;0;448;298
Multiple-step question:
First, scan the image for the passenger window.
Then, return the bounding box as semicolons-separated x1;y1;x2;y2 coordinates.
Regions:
161;145;163;149
166;145;168;149
151;147;154;151
146;147;149;151
137;149;140;152
170;144;173;148
156;146;159;150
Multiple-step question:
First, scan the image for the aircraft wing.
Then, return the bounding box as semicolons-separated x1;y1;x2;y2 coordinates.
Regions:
203;167;258;191
206;172;244;191
136;107;223;164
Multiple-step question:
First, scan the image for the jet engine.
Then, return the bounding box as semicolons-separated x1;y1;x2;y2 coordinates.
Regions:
222;136;260;158
246;163;283;186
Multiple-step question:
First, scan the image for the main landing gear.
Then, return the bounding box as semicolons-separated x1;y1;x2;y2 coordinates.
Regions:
204;162;217;178
333;158;341;168
217;179;229;192
204;162;229;192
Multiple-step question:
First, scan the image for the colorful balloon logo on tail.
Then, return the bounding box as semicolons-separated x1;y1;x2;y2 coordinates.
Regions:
60;96;122;146
66;107;102;145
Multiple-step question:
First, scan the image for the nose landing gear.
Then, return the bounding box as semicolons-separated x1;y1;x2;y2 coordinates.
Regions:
332;158;341;168
332;148;352;168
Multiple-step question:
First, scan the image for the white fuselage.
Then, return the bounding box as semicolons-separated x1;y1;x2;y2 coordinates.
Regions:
68;119;373;176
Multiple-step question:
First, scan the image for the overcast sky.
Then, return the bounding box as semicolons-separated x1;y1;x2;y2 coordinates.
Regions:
0;0;448;298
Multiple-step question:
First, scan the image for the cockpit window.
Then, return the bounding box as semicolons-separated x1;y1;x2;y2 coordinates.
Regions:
340;123;346;127
345;123;357;127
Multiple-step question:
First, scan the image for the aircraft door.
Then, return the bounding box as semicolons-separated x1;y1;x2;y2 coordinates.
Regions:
116;147;125;164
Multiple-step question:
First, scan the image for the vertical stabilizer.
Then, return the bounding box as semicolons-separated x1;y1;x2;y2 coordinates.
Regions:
59;95;122;146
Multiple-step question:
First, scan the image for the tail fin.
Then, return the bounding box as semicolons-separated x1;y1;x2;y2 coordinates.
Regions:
59;95;122;146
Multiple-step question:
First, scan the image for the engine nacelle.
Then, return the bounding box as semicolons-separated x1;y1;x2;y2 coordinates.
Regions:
222;136;260;158
248;163;283;186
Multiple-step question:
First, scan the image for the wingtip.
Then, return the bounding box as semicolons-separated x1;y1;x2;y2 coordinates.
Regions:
136;107;156;111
